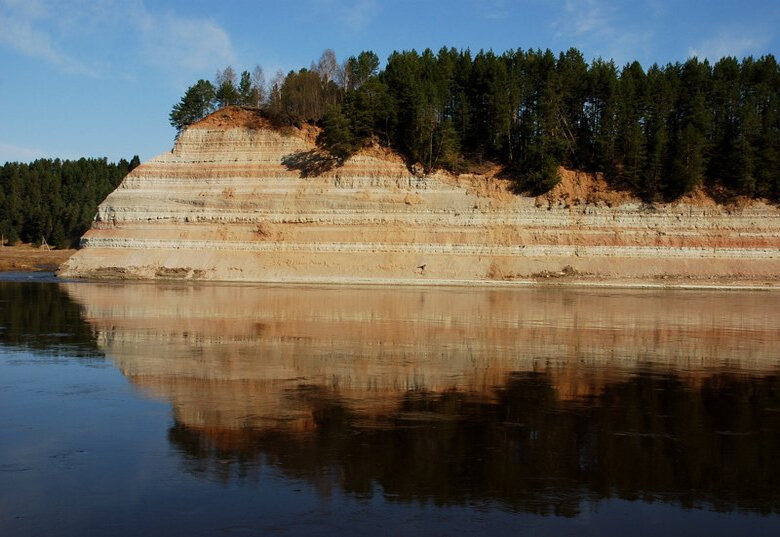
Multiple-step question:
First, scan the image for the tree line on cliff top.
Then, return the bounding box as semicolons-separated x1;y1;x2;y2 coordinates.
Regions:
0;157;139;248
173;47;780;202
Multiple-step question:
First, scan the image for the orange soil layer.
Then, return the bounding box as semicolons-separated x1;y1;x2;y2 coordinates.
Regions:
189;106;321;144
189;106;273;131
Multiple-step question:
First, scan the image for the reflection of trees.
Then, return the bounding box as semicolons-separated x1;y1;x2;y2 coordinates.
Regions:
168;372;780;516
0;282;100;357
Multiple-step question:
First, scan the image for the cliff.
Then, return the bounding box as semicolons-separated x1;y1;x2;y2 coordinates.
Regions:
59;107;780;286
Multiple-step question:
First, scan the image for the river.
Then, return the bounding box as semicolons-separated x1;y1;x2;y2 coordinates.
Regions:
1;276;778;536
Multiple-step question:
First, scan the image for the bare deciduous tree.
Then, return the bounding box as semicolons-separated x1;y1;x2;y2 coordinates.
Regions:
216;66;237;87
251;65;266;106
266;69;285;119
316;49;340;84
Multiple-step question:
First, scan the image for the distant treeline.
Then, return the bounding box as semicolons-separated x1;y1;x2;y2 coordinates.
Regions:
0;157;139;248
172;48;780;201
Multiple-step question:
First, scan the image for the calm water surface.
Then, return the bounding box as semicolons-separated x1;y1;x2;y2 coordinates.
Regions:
0;278;779;536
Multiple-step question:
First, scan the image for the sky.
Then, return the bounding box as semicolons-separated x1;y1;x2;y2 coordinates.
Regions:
1;0;778;164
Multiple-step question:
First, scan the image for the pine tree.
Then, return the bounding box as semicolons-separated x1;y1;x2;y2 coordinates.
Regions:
318;105;355;161
238;70;254;106
345;51;380;90
556;48;590;167
668;58;712;197
215;66;240;108
614;61;647;190
751;55;780;199
169;80;216;133
588;58;619;174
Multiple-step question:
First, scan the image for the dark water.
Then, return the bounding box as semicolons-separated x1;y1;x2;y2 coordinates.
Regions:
1;278;779;536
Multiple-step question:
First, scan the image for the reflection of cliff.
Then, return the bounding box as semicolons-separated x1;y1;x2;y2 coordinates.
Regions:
168;372;780;516
62;281;780;513
61;282;780;422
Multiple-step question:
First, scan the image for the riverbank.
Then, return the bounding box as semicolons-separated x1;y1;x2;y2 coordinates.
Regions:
1;245;777;290
1;267;777;290
0;245;76;272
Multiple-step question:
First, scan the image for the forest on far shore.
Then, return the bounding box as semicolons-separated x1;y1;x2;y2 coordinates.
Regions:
172;47;779;202
0;157;139;248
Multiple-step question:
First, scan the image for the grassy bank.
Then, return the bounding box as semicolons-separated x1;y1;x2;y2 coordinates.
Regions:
0;245;75;272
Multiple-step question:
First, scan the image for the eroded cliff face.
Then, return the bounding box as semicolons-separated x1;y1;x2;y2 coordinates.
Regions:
59;107;780;284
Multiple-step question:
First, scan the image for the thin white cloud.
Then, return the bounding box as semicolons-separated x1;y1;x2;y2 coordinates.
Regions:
476;0;510;21
550;0;654;65
2;0;49;18
342;0;378;30
135;11;235;74
0;142;49;163
0;1;237;80
689;30;769;61
562;0;611;36
310;0;378;31
0;1;97;76
553;0;615;37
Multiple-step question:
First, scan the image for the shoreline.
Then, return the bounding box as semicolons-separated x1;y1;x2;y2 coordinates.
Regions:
3;269;777;291
2;246;776;291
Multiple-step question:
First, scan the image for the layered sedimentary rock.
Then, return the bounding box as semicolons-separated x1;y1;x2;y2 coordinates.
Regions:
60;107;780;284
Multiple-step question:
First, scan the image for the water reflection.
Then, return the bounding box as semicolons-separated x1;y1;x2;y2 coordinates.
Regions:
167;371;780;516
58;282;780;515
0;281;100;356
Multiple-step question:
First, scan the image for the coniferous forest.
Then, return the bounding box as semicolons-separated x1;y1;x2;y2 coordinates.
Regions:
172;48;780;202
0;157;139;248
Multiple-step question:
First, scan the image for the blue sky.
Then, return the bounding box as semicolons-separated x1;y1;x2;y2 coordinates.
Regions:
1;0;778;164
